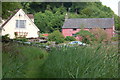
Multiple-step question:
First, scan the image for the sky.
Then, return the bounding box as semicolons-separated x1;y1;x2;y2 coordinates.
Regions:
100;0;120;15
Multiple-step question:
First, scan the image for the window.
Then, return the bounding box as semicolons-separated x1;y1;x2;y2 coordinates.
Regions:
16;20;26;28
103;28;106;30
73;28;77;31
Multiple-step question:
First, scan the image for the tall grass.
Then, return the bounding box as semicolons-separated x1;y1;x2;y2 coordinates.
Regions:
2;43;48;78
2;43;118;78
38;44;118;78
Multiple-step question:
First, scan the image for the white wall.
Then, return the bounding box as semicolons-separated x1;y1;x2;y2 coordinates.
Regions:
1;9;39;39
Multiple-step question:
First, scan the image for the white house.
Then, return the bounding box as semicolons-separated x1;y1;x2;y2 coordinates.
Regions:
0;9;40;39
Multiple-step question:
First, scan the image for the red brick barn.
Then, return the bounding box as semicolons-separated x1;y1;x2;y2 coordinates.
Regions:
62;18;115;40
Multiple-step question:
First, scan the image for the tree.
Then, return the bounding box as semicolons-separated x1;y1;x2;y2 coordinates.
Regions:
2;2;119;31
34;10;64;33
48;30;64;44
76;30;93;44
2;2;22;19
90;28;109;43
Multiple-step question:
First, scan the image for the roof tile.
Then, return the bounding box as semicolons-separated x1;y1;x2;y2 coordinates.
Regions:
62;18;114;29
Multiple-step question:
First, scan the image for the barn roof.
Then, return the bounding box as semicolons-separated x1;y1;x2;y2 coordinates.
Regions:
62;18;114;29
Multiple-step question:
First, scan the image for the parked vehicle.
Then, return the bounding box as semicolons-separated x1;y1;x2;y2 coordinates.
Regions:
69;41;86;46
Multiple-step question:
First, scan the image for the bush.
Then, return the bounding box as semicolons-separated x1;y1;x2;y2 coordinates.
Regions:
76;30;93;44
2;34;11;43
48;30;64;44
65;36;76;41
14;37;28;42
90;28;109;43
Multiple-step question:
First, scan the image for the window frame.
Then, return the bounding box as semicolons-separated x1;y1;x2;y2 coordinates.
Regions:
16;20;26;28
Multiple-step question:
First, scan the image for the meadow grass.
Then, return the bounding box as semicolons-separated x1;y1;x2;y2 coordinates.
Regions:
2;43;48;78
2;43;118;78
38;44;118;78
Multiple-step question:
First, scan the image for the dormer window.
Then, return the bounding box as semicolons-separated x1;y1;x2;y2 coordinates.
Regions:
73;28;77;31
16;20;26;28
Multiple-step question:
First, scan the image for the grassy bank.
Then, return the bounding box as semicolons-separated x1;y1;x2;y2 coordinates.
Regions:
2;43;48;78
2;43;118;78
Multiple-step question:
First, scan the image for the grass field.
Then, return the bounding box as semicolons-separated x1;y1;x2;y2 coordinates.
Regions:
2;42;118;78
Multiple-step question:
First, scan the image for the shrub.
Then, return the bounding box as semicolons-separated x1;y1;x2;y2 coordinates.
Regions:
76;30;93;44
48;30;64;44
65;36;76;41
14;37;28;42
90;28;110;43
2;34;11;43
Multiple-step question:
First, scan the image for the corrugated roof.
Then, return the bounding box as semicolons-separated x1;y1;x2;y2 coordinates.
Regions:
62;18;114;29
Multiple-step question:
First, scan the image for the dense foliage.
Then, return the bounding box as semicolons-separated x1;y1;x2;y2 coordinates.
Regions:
48;30;64;44
2;2;22;19
2;2;120;31
34;10;65;32
65;36;76;41
90;28;110;43
38;45;118;78
76;30;94;44
2;43;48;78
3;43;118;78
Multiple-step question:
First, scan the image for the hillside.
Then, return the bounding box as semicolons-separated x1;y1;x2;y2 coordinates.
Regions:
2;2;120;32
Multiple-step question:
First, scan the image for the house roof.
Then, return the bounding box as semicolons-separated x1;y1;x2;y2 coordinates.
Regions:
27;14;34;19
1;9;34;28
1;9;20;28
62;18;114;29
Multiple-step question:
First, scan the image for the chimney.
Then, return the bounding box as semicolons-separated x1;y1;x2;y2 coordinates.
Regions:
65;13;68;21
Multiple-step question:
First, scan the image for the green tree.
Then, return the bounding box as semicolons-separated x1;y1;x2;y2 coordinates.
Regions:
76;30;93;44
2;2;22;19
48;30;64;44
34;10;64;33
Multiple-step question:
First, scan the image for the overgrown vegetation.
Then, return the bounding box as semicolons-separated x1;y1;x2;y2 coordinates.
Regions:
2;42;118;78
76;30;94;44
38;44;118;78
2;43;48;78
90;28;110;43
65;36;76;41
2;34;11;43
48;30;64;44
